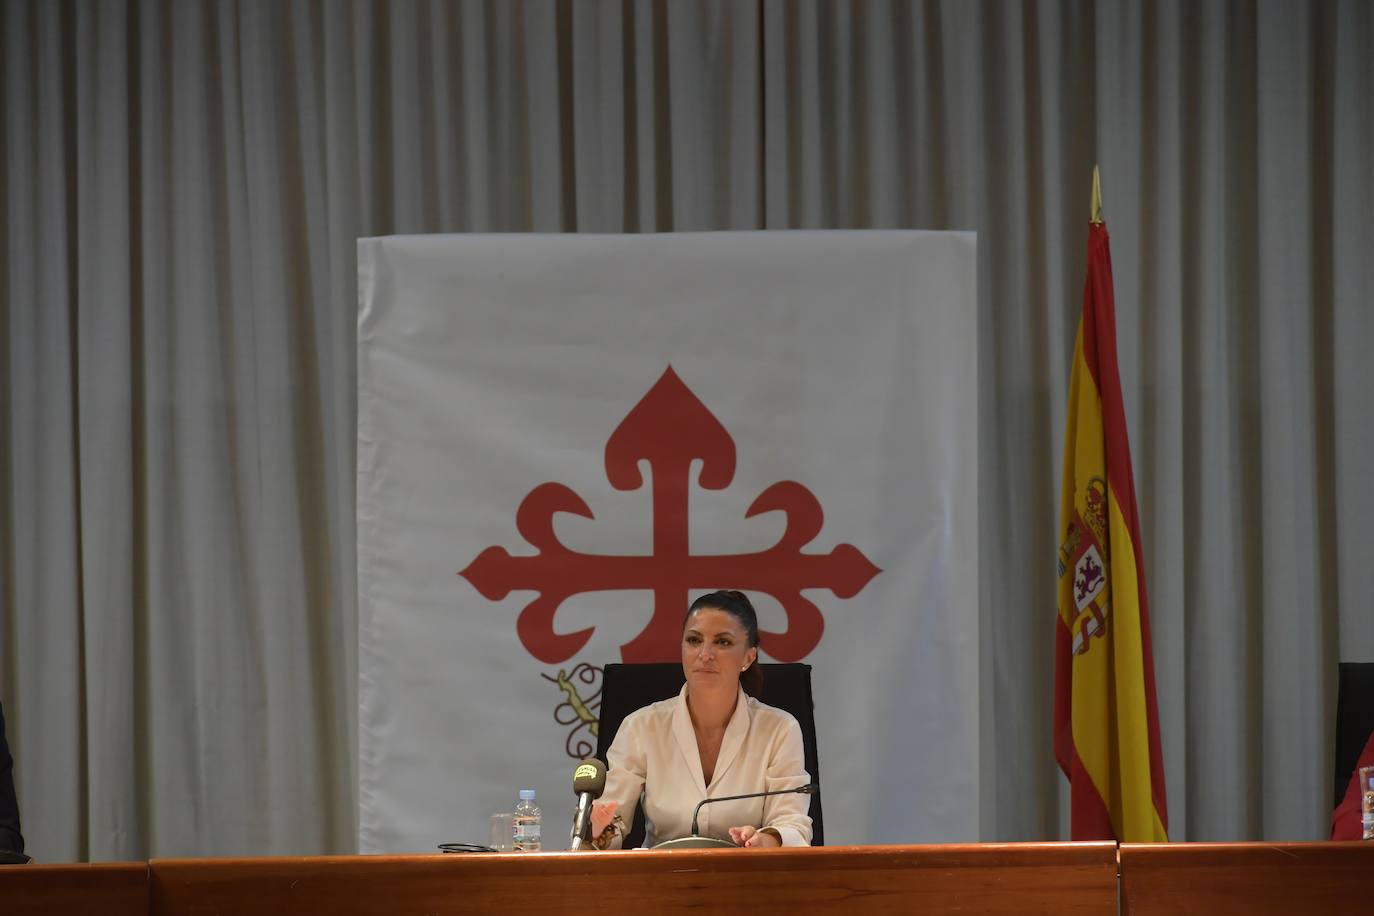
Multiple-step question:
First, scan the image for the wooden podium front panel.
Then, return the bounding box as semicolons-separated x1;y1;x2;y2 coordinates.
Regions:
151;843;1117;916
1121;842;1374;916
0;861;148;916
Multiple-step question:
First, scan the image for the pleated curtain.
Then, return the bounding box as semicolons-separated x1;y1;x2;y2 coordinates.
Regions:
1;0;1372;859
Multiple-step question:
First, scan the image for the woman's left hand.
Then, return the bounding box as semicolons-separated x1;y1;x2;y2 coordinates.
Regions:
728;825;781;848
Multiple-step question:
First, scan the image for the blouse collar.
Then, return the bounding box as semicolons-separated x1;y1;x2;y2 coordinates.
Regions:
671;682;751;794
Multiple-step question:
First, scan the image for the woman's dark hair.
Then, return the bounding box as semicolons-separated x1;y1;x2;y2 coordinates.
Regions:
684;590;764;697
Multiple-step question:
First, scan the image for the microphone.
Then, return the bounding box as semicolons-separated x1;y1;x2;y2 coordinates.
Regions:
688;783;817;838
568;758;608;850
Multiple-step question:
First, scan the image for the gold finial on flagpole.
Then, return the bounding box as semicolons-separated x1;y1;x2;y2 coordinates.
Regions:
1090;165;1103;224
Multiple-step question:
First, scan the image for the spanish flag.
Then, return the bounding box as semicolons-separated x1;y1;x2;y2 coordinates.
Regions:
1054;172;1169;842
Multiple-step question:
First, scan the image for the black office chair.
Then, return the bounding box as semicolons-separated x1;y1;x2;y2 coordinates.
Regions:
1333;662;1374;807
594;662;823;847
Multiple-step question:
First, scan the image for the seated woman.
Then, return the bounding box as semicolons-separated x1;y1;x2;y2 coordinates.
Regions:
587;590;812;849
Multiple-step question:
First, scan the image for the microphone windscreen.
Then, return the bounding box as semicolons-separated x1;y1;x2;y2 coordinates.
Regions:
572;758;608;798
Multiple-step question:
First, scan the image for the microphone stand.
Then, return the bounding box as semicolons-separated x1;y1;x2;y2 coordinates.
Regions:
645;785;807;851
570;792;595;850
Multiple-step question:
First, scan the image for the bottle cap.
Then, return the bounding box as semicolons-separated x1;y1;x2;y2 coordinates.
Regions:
519;789;536;800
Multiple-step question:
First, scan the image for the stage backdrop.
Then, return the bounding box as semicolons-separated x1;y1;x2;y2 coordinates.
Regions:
357;231;977;850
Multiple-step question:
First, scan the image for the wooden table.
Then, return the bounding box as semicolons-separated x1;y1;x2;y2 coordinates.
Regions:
1120;841;1374;915
149;843;1117;915
0;861;147;916
20;840;1368;915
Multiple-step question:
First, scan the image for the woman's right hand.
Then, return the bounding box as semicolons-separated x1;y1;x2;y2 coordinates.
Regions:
589;799;619;841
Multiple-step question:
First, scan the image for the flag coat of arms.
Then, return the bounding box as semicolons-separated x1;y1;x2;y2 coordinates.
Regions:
1055;217;1169;842
357;231;979;849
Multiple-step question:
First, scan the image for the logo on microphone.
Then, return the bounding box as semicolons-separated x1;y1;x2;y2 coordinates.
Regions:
574;763;599;781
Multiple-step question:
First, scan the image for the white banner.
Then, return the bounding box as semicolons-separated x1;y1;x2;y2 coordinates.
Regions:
357;231;979;851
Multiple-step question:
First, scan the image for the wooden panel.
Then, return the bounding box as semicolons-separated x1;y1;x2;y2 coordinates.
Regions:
0;861;148;916
151;843;1117;916
1121;842;1374;916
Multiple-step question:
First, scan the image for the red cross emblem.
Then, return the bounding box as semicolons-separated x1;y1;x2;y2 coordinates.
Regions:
460;368;881;664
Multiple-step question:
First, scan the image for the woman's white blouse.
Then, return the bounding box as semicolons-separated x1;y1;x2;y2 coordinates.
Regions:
602;684;813;848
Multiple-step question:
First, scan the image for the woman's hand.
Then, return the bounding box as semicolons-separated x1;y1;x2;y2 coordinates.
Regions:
588;800;619;841
728;825;781;848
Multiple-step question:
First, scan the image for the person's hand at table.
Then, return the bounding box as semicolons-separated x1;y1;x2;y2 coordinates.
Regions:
728;825;781;848
585;799;619;848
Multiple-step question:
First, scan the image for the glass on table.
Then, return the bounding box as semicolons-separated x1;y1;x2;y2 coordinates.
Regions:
489;812;515;852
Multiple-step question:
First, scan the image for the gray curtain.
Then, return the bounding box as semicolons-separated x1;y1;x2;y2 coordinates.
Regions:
2;0;1372;860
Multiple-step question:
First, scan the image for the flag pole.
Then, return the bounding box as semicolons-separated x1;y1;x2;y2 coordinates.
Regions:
1090;166;1103;224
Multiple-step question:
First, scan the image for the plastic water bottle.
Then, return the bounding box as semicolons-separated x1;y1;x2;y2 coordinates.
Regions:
513;789;541;852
